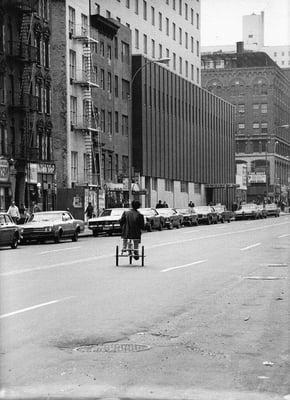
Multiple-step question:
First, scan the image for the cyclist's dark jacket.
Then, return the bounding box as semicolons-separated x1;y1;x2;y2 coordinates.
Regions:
120;209;145;240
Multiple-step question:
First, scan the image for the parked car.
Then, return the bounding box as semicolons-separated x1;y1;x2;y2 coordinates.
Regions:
20;211;84;243
193;206;218;224
139;208;164;231
0;213;23;249
156;208;183;229
174;208;198;226
265;203;280;217
234;203;260;220
212;205;233;223
88;208;129;236
256;204;267;219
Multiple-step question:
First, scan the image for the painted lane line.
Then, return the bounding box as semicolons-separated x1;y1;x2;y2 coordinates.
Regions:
183;221;288;235
240;243;261;251
0;296;74;319
39;246;82;255
278;234;290;238
0;254;110;277
161;259;207;273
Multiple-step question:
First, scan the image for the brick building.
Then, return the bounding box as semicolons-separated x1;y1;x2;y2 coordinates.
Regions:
132;55;236;208
51;1;131;215
0;0;55;212
201;43;290;204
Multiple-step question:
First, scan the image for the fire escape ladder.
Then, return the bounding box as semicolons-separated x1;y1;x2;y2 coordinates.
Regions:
92;103;102;188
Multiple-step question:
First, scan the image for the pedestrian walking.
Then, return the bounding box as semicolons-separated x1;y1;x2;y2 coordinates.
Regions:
156;200;163;208
163;201;168;208
19;203;29;224
188;201;195;208
30;201;41;214
85;202;94;220
7;200;20;223
120;200;145;260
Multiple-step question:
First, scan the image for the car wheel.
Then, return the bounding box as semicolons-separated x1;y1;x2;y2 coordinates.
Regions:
176;220;181;229
147;224;152;232
72;230;79;242
54;231;61;243
221;218;224;223
93;230;98;237
207;218;211;225
11;234;18;249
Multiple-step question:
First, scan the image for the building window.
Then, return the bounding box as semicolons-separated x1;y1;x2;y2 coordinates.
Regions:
196;40;200;56
191;36;194;53
143;0;147;20
122;115;129;136
253;103;259;110
181;181;188;192
107;45;112;62
196;67;199;83
122;79;130;100
194;183;201;194
115;75;119;97
159;44;162;59
179;27;182;44
107;72;112;93
135;29;139;49
70;96;77;125
261;103;268;113
238;104;245;113
253;122;260;131
185;32;188;49
261;122;268;133
185;60;188;77
166;18;169;35
126;0;130;8
151;6;155;25
191;8;194;24
122;155;128;175
115;111;119;133
95;3;100;14
159;12;162;30
179;0;182;14
185;3;188;19
69;50;76;79
35;83;42;112
100;41;105;57
71;151;78;182
68;6;75;35
106;10;111;18
81;13;88;35
179;57;182;74
135;0;139;14
143;34;147;53
196;13;200;29
108;111;112;134
151;39;155;58
44;40;50;68
0;74;5;104
114;37;118;58
166;48;170;58
274;52;277;57
173;52;176;70
0;126;8;156
100;109;105;132
172;23;176;40
100;69;105;89
83;153;89;182
173;0;176;10
45;87;51;114
121;41;129;63
238;123;245;132
165;179;173;192
152;177;157;190
191;64;194;80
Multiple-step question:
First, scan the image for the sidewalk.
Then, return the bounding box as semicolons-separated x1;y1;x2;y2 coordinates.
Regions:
79;223;92;238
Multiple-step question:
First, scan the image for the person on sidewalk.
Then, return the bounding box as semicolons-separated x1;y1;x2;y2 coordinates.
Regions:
120;200;145;260
7;200;20;223
85;202;94;221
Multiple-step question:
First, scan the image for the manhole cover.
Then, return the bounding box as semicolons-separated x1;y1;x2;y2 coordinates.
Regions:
74;343;151;353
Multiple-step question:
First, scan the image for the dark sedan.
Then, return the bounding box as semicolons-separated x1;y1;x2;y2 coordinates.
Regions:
174;208;198;226
20;211;84;243
193;206;218;225
156;208;183;229
0;213;23;249
139;208;163;231
88;208;129;236
212;205;233;223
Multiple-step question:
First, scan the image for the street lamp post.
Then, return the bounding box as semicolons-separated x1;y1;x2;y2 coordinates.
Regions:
128;57;170;205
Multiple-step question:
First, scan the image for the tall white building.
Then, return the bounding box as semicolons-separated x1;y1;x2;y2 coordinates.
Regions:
243;11;264;49
94;0;201;84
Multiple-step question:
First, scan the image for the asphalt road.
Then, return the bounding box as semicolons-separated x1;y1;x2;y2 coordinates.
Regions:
0;216;289;400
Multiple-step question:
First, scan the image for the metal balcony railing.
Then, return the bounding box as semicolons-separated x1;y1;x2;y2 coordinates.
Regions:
72;69;98;87
6;41;37;63
8;93;38;112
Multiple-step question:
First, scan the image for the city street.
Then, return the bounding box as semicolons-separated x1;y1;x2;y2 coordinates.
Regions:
0;216;289;400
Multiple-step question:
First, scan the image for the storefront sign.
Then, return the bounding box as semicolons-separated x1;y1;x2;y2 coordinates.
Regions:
26;163;38;183
0;159;9;182
248;173;266;184
37;163;55;174
73;195;83;208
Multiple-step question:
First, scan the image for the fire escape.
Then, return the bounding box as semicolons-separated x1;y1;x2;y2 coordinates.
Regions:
4;0;39;205
70;23;103;189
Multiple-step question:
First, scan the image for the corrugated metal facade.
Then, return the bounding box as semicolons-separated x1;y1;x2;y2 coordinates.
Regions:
132;55;236;187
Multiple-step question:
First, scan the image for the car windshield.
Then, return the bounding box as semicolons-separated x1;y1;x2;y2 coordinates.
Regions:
100;209;126;217
194;206;210;212
157;209;173;215
28;213;61;222
240;204;256;210
176;209;190;214
139;209;154;216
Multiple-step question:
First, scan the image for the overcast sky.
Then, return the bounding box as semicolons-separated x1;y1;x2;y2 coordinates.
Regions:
201;0;290;47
